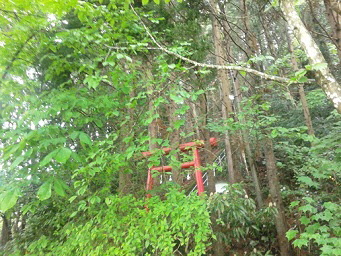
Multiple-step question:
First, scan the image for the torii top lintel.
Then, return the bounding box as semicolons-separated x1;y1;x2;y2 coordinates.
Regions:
141;137;217;158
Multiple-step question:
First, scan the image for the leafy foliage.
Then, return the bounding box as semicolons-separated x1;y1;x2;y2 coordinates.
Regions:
7;190;212;256
0;0;340;255
208;184;277;254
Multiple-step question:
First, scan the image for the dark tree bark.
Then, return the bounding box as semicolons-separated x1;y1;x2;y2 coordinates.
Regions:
169;99;182;184
1;215;12;246
324;0;341;60
263;138;292;256
118;90;134;194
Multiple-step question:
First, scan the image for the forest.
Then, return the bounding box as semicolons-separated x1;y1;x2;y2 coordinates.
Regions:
0;0;340;255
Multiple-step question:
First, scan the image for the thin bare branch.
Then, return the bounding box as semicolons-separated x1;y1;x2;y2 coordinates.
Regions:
130;6;310;85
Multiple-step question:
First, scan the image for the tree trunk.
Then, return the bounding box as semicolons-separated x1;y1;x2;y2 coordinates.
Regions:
118;169;132;195
191;101;201;137
328;0;341;15
280;0;341;113
1;215;11;246
263;138;292;256
324;0;341;60
118;90;134;194
169;99;181;184
286;29;315;136
199;93;216;194
210;0;236;184
232;77;263;207
147;68;160;186
240;0;259;57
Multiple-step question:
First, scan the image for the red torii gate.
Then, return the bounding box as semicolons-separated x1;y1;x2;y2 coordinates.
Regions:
142;138;217;197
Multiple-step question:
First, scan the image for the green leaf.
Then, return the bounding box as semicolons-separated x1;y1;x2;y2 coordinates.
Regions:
54;178;68;197
298;76;308;83
297;176;319;188
293;238;308;248
173;120;185;130
300;216;311;225
10;156;25;169
69;196;77;203
0;189;20;212
305;64;312;70
295;69;307;77
168;63;176;69
286;230;298;241
323;202;338;211
79;132;92;145
311;63;328;71
299;204;317;214
84;75;101;89
105;197;112;206
37;181;52;201
54;148;72;163
39;150;57;166
142;0;148;4
94;119;103;128
70;131;80;140
240;71;246;76
170;94;183;103
290;201;300;208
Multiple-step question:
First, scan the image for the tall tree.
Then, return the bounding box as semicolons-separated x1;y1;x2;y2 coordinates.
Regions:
280;0;341;113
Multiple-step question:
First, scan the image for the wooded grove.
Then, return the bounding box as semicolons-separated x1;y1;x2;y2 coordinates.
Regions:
0;0;340;255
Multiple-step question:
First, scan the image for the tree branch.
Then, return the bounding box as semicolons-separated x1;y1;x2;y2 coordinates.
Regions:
131;6;309;85
1;33;35;80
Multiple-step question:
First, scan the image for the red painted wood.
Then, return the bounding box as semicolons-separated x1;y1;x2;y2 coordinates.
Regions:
144;138;217;197
193;148;204;195
142;138;217;157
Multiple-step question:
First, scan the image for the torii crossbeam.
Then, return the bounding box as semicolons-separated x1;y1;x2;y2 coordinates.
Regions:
142;138;217;197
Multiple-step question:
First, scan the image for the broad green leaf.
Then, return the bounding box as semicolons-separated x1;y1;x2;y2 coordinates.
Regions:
299;216;311;225
298;76;308;83
305;64;312;70
295;69;307;77
84;75;101;89
170;94;183;103
299;204;317;213
54;148;72;163
286;230;298;241
173;120;185;130
142;0;149;5
79;132;92;145
311;63;328;71
323;202;338;211
40;150;57;166
70;131;80;140
290;200;300;208
37;181;52;201
293;238;308;248
297;176;319;188
94;119;103;128
54;178;68;197
0;189;20;212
